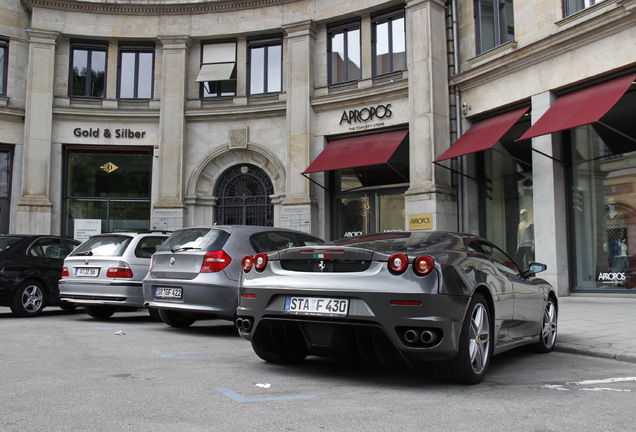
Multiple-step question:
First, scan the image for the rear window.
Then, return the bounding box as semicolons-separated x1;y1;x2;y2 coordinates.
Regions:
71;235;132;257
250;231;324;253
135;236;168;258
158;228;230;252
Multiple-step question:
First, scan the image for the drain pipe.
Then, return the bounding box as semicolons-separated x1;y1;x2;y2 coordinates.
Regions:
448;0;464;232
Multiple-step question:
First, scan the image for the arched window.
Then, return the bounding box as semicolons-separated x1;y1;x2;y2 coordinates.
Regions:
214;164;274;226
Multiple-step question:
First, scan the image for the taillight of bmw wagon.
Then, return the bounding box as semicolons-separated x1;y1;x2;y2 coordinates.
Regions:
201;250;232;273
106;261;134;278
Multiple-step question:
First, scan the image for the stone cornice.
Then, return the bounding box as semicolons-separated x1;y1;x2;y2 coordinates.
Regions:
21;0;299;16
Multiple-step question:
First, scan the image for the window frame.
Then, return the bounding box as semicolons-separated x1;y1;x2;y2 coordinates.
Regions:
69;40;108;99
563;0;597;17
327;20;362;86
247;36;283;96
371;8;407;77
117;43;155;100
474;0;515;55
199;40;237;99
0;37;8;97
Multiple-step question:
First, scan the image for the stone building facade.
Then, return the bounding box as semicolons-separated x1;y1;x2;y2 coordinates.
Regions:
1;0;636;296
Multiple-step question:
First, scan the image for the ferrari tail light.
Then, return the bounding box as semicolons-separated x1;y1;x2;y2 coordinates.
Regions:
254;253;268;272
413;256;435;276
61;267;70;277
201;250;232;273
106;261;134;278
388;253;409;273
242;255;254;272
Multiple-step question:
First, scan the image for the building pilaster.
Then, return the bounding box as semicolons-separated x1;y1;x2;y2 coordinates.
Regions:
16;29;59;234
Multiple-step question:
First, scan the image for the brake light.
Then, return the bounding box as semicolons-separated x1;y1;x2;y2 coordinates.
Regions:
201;250;232;273
413;256;435;276
254;253;268;272
61;267;70;277
106;262;134;278
388;253;409;273
242;255;254;272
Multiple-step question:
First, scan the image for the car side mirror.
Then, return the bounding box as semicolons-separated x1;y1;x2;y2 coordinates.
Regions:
522;262;547;278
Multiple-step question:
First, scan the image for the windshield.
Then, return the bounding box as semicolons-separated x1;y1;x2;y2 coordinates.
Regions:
158;227;230;252
71;235;132;257
0;236;24;252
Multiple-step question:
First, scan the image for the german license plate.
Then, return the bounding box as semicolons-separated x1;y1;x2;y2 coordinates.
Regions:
155;287;183;299
284;296;349;316
75;267;99;277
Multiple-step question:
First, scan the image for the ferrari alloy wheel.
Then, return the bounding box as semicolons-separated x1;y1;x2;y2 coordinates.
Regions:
435;293;492;384
11;280;46;317
532;297;558;353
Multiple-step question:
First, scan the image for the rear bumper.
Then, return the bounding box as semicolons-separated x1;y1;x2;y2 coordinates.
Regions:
58;280;144;307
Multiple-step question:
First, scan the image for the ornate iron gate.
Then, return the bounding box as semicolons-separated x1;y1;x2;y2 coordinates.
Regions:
214;164;274;226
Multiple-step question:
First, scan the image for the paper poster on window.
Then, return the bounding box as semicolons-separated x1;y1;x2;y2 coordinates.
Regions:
74;219;102;241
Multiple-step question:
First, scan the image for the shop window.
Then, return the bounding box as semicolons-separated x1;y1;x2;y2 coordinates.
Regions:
372;9;406;77
118;43;154;99
70;41;107;98
63;147;151;237
198;41;237;98
0;37;7;96
478;114;533;265
328;21;361;85
248;37;282;95
474;0;515;54
564;0;597;16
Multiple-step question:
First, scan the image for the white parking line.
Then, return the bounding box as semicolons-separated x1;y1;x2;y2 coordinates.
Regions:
543;377;636;392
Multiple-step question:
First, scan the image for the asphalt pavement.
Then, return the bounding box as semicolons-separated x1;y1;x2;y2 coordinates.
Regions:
556;295;636;364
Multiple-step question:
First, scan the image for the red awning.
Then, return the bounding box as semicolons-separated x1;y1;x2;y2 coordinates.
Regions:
434;107;529;162
303;129;408;174
518;73;636;141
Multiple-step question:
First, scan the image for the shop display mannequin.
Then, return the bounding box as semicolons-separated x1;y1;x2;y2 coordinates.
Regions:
516;209;534;266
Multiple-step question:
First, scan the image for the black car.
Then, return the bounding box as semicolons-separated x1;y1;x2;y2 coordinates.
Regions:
0;235;81;317
237;231;558;384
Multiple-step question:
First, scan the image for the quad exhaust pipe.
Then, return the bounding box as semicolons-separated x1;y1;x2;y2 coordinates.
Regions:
403;328;440;346
235;317;253;332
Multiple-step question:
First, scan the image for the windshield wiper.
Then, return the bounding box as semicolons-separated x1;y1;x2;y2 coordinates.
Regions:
170;247;201;253
74;251;93;256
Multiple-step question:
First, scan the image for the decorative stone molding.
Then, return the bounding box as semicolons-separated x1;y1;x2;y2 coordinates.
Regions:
21;0;299;15
229;127;249;149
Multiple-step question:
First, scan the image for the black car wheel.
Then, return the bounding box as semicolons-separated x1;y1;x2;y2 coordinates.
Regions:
532;297;558;353
158;309;196;328
84;305;117;319
251;341;307;364
436;293;492;384
147;308;162;322
11;280;47;317
58;303;78;311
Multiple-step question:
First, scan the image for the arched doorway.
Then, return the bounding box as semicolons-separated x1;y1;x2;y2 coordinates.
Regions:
214;163;274;226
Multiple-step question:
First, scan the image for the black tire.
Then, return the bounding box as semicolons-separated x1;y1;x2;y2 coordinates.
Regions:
251;341;307;364
147;308;162;322
531;296;558;353
84;305;117;319
11;280;47;317
158;309;196;328
435;293;492;384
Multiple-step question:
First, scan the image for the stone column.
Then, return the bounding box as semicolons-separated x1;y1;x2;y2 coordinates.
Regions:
531;92;569;296
16;29;59;235
152;36;188;231
280;21;315;233
404;0;455;230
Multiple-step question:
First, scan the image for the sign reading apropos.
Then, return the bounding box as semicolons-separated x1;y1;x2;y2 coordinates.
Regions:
73;127;147;139
409;214;433;230
339;104;393;132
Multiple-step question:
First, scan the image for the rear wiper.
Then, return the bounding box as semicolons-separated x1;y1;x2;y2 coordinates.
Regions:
170;247;201;253
74;251;93;256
